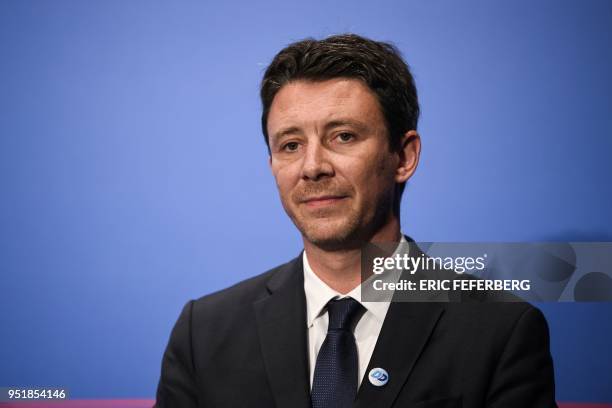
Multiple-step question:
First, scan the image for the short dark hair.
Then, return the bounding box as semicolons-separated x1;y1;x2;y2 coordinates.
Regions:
260;33;420;152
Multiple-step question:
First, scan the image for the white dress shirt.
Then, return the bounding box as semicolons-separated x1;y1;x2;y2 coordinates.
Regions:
303;235;408;388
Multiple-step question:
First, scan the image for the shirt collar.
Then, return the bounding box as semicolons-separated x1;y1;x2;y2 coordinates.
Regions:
303;235;409;328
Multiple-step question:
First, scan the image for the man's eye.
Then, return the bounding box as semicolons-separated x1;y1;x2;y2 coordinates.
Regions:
283;142;300;152
337;132;355;142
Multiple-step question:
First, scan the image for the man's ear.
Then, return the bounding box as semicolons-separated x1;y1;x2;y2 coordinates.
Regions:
395;130;421;184
268;155;272;169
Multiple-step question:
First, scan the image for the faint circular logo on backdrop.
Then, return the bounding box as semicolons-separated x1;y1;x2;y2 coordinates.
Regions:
574;272;612;301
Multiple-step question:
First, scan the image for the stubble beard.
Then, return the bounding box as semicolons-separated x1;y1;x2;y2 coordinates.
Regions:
282;179;359;251
294;206;362;251
281;166;397;251
286;190;394;252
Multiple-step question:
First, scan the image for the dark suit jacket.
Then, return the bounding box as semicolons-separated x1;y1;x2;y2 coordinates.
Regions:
155;246;557;408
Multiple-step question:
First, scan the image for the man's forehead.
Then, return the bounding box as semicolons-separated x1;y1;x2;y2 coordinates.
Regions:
272;78;374;108
267;78;383;134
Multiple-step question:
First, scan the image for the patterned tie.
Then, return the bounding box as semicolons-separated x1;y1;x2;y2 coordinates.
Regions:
311;297;365;408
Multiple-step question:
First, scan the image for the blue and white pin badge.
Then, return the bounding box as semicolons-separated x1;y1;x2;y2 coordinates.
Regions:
368;367;389;387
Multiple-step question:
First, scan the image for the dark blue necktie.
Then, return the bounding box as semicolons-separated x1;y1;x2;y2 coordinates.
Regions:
311;297;365;408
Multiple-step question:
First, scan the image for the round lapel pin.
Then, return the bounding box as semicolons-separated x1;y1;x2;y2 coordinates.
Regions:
368;367;389;386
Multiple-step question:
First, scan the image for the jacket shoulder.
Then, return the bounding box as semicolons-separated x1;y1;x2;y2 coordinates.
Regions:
190;255;301;320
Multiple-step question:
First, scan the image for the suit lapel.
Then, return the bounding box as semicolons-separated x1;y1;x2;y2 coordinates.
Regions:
354;301;444;408
254;256;311;408
355;238;446;408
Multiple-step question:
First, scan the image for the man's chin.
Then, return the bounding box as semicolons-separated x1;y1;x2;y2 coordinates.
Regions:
300;226;363;251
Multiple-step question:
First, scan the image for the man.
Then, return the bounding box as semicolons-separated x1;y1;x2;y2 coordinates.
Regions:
155;34;556;407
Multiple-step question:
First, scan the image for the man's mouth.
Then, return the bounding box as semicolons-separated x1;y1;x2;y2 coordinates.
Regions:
302;195;348;208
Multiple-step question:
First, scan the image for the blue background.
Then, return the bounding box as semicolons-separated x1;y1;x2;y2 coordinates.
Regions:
1;0;611;402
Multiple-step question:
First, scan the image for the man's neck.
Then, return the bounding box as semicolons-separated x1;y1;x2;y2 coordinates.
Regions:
303;220;402;294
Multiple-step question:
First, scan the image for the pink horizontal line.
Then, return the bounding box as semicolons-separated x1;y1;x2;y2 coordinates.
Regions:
0;401;610;408
0;401;152;408
559;404;612;408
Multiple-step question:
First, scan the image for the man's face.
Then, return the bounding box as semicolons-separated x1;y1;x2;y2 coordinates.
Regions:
267;78;402;249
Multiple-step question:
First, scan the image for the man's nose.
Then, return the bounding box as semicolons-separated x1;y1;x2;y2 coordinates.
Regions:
301;141;333;181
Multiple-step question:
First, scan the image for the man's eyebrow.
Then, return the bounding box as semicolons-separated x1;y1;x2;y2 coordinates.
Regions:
271;119;369;144
323;119;369;132
271;126;302;144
